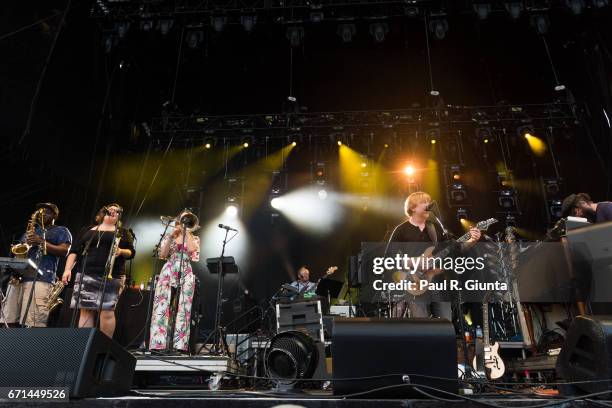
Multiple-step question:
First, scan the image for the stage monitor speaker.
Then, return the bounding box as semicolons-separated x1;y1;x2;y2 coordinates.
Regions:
0;328;136;398
332;317;457;398
556;315;612;396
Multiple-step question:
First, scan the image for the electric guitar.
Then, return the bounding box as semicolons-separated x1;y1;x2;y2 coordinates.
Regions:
393;218;498;296
473;291;506;379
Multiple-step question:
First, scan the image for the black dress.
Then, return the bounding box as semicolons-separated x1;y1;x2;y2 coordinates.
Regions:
69;226;136;310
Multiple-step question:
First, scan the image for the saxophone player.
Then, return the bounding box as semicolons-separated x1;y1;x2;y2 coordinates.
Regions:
2;203;72;327
62;204;135;339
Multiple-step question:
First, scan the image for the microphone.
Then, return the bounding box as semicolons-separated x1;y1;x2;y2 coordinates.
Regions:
218;224;238;232
426;201;436;211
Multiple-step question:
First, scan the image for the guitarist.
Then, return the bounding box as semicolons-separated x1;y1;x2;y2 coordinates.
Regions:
389;192;481;320
290;266;318;294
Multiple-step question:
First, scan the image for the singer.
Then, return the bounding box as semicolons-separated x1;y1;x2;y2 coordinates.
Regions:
149;210;201;353
389;192;480;319
62;203;135;338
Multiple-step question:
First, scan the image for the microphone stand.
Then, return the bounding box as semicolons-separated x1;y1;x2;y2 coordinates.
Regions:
21;218;45;327
71;223;101;328
142;219;172;351
95;211;123;335
211;227;232;355
167;221;189;352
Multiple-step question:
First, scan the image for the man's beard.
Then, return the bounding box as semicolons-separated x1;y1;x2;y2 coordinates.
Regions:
582;207;596;222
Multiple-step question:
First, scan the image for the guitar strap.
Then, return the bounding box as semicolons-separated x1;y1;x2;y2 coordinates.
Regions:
425;222;438;246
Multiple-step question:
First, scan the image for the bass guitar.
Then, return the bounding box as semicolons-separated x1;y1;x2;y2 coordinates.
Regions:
393;218;498;296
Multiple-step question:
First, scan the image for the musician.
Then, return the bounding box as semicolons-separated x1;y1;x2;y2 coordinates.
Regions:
290;266;317;294
561;193;612;223
3;203;71;327
149;210;200;353
61;204;135;338
390;192;480;319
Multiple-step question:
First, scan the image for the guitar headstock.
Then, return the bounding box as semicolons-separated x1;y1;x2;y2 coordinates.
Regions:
475;218;498;232
326;266;338;275
505;226;516;243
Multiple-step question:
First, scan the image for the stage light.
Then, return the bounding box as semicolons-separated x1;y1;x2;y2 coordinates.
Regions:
369;22;388;43
594;0;608;8
337;140;342;146
404;165;415;176
427;128;440;145
517;125;534;139
286;26;304;47
241;15;257;32
292;141;297;147
241;136;253;148
361;162;367;168
115;22;130;39
450;165;461;181
310;11;324;23
476;127;492;144
429;19;448;40
313;162;327;185
102;33;117;54
384;143;389;148
450;183;467;204
226;204;238;217
337;23;356;43
567;0;585;15
498;189;516;210
525;133;547;156
531;14;549;35
505;214;517;227
158;19;173;36
456;208;468;221
504;2;523;19
543;178;560;195
549;199;563;220
318;189;328;200
204;137;214;149
205;143;212;149
186;30;204;48
270;197;281;209
140;20;153;32
211;15;227;32
474;3;491;20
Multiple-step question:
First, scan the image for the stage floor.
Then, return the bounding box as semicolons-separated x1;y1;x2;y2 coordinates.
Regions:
0;392;608;408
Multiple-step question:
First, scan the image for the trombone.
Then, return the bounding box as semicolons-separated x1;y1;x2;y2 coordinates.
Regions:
160;210;200;232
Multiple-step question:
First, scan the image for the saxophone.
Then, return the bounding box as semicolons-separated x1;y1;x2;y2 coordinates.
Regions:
11;210;39;258
47;281;65;312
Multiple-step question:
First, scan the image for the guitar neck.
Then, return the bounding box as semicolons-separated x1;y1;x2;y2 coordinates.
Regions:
482;302;490;347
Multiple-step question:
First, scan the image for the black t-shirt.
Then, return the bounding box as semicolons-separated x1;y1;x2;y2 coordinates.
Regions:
70;226;136;277
596;202;612;223
391;220;444;243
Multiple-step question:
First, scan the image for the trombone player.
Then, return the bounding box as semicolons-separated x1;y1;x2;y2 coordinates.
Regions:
2;203;72;327
149;210;201;353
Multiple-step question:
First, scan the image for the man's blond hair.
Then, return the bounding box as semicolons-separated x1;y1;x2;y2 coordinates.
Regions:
404;192;432;216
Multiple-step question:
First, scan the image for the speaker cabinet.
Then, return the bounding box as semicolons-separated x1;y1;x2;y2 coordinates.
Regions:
0;328;136;398
556;315;612;396
332;317;457;397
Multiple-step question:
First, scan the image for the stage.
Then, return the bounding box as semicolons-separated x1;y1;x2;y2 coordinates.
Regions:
0;392;610;408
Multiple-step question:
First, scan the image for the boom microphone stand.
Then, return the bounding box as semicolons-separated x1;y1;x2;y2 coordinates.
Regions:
210;225;237;355
71;223;102;328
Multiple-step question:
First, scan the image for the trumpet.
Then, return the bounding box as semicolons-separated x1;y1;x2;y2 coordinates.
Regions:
160;210;200;232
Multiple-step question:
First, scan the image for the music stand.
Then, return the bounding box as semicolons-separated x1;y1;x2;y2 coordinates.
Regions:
206;256;238;355
315;279;343;299
0;258;43;327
